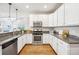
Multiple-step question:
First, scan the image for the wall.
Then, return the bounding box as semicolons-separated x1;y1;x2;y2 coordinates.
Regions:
53;27;79;37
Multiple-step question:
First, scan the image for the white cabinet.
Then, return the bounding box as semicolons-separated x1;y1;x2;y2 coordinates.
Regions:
52;36;69;55
58;4;65;26
26;34;32;44
29;14;49;27
50;35;79;55
49;14;54;27
17;34;27;53
17;34;32;53
49;34;53;47
41;15;49;27
58;39;69;55
43;34;50;44
52;36;58;53
17;36;23;53
22;34;27;46
65;3;79;25
53;10;58;26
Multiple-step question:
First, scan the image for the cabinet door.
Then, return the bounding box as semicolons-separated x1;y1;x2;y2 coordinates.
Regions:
52;36;58;53
17;37;23;53
43;34;49;44
65;3;79;25
42;15;49;27
22;34;27;46
49;14;54;27
53;10;58;26
58;4;65;26
49;34;53;47
26;34;32;44
58;39;69;55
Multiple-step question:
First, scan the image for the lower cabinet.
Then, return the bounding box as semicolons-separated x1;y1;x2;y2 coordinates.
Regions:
49;35;53;47
52;36;79;55
57;39;69;55
26;34;32;44
52;36;70;55
43;34;50;44
17;34;32;53
52;36;58;53
22;34;27;47
17;36;23;53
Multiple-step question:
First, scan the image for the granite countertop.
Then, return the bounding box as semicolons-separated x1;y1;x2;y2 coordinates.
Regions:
53;34;79;44
0;34;22;45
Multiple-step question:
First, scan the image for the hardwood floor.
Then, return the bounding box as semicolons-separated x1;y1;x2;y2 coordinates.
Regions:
19;44;56;55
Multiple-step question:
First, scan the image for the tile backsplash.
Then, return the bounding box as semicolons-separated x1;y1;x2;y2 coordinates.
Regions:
54;27;79;37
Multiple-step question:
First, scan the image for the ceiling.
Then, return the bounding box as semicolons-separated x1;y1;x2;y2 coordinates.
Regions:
0;3;62;15
13;3;62;14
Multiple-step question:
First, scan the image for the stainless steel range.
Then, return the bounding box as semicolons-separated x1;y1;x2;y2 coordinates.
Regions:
32;21;43;44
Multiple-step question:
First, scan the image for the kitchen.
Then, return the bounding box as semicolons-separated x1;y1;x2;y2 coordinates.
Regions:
0;3;79;55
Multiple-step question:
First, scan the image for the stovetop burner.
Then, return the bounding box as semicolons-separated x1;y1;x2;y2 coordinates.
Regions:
32;31;43;35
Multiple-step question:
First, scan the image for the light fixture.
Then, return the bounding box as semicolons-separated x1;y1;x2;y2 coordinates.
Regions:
16;9;18;20
8;3;12;19
44;5;47;8
26;5;29;8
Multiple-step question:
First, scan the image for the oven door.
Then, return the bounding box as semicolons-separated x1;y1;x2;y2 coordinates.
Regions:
33;35;42;44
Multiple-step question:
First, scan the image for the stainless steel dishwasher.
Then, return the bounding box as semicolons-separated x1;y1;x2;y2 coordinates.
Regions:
2;38;17;55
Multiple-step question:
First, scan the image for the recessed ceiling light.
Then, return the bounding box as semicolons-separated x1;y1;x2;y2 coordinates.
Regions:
26;5;29;8
44;5;47;8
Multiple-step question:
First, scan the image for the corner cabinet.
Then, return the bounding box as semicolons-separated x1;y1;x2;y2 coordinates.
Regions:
17;34;32;53
52;35;79;55
57;39;69;55
65;3;79;25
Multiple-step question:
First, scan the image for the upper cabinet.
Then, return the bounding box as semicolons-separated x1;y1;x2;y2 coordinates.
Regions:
58;4;65;26
53;10;58;26
49;13;54;27
42;15;49;27
53;3;79;27
65;3;79;26
29;14;49;27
